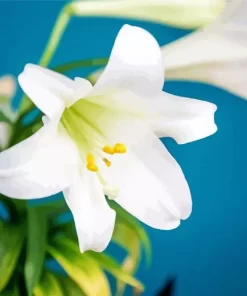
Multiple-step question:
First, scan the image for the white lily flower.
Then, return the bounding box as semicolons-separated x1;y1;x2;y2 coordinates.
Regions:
69;0;225;29
163;0;247;99
0;75;17;150
0;25;217;253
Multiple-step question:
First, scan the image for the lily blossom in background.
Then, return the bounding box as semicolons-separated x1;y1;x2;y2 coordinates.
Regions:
69;0;225;29
0;25;217;253
0;75;17;150
163;0;247;99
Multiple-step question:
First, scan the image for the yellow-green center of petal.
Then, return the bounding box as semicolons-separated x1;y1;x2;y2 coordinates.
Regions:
60;98;127;173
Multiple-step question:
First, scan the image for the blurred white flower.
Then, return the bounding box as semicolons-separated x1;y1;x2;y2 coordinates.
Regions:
163;0;247;99
0;25;217;253
69;0;225;29
0;75;17;150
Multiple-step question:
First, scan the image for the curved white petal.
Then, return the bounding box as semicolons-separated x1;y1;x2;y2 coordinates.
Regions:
100;126;191;228
130;129;192;220
163;0;247;99
93;25;164;97
0;120;79;199
102;151;181;230
18;72;64;119
148;92;217;144
18;64;78;118
68;77;93;106
63;170;116;253
74;77;92;93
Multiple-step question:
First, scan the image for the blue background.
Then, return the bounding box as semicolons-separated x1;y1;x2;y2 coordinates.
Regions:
1;1;247;295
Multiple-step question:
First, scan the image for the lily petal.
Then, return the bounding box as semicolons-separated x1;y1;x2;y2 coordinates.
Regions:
0;120;79;199
69;0;224;30
63;170;116;253
130;129;192;220
163;0;247;99
101;125;191;228
103;151;181;230
93;24;164;97
148;92;217;144
18;64;77;118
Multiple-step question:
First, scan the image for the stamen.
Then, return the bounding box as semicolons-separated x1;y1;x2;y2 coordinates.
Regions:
86;153;98;172
87;153;95;164
103;158;111;167
114;143;126;154
103;146;114;155
87;163;98;172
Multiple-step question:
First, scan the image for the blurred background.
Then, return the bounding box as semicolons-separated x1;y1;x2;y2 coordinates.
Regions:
0;1;247;296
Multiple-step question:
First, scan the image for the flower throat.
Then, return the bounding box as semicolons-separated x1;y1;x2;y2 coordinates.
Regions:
60;98;127;172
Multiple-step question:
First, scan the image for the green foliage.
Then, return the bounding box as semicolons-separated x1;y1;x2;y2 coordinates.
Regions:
33;271;64;296
0;195;150;296
0;110;12;125
25;207;47;296
0;221;25;291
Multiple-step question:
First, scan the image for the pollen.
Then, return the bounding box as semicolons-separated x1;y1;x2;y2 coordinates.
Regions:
86;153;98;172
103;158;111;167
114;143;126;154
87;153;95;164
87;164;98;172
103;146;114;155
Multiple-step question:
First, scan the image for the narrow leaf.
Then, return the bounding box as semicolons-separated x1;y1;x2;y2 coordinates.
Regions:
112;222;141;296
1;282;20;296
25;207;47;296
0;111;12;125
109;201;151;262
33;271;64;296
58;276;86;296
37;198;69;218
48;237;111;296
88;252;144;293
0;221;25;291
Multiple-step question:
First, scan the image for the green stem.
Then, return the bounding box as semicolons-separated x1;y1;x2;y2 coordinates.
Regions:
39;6;71;67
19;5;71;115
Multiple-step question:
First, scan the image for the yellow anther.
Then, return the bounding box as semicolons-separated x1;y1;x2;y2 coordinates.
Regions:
87;163;98;172
114;143;126;154
103;158;111;167
103;146;114;155
86;153;98;172
87;153;95;165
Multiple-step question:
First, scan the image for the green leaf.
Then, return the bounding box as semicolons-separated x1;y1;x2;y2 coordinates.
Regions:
109;201;151;262
48;237;111;296
0;194;26;222
33;271;64;296
58;276;86;296
25;207;47;296
1;282;20;296
0;221;25;291
112;222;141;296
88;252;144;293
38;198;69;218
53;58;108;74
0;111;12;125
